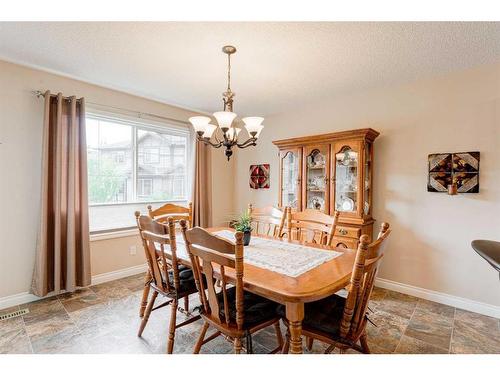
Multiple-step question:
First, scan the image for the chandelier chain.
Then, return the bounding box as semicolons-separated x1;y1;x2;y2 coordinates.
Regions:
227;53;231;92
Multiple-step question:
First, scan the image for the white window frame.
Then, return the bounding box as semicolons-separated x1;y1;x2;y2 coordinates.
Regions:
86;109;192;234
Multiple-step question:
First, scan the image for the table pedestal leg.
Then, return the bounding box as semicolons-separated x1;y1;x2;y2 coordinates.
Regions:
285;302;304;354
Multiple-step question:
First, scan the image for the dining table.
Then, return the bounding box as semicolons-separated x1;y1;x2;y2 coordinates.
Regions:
143;227;358;354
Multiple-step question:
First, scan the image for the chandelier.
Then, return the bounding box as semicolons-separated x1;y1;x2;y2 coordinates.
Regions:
189;45;264;161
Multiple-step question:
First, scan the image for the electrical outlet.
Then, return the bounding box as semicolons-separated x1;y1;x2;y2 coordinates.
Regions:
129;245;137;256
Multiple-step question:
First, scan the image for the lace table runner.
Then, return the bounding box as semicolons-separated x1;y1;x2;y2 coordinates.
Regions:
211;230;342;278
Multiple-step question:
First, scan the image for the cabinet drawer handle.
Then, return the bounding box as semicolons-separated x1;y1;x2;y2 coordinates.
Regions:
339;229;348;235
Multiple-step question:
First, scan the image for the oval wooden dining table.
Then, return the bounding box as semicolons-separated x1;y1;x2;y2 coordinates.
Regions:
142;227;358;354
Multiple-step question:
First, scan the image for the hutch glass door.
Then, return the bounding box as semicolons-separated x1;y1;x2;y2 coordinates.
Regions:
335;146;359;213
304;146;329;212
280;150;300;209
363;142;372;216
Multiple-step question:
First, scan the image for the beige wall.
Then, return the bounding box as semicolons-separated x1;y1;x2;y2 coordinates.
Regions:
211;147;236;226
234;62;500;307
0;60;229;298
90;235;145;276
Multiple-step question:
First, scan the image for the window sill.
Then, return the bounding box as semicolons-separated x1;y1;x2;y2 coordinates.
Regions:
89;199;188;208
90;228;139;242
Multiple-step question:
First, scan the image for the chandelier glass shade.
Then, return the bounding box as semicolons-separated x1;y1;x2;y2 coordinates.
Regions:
189;45;264;161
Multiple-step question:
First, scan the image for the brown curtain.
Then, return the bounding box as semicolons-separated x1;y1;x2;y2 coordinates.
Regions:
31;91;91;297
192;141;212;227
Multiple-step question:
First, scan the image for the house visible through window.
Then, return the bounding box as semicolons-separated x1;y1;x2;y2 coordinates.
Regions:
86;112;191;232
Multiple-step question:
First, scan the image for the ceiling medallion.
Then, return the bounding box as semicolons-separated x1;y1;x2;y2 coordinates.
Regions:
189;45;264;161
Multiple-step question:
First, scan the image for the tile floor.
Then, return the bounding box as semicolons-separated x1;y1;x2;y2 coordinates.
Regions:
1;273;499;354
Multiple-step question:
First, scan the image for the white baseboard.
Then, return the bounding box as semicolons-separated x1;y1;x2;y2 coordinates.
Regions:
0;264;148;311
0;292;42;310
91;264;148;285
375;277;500;319
2;267;498;319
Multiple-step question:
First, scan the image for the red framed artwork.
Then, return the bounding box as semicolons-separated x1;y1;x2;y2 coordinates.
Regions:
249;164;270;189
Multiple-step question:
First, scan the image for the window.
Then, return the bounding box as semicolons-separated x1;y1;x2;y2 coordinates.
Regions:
114;151;126;164
137;178;153;197
136;129;187;202
143;148;160;164
86;112;191;232
87;119;133;204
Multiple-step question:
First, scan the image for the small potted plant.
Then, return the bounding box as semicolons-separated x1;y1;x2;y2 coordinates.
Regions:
233;212;253;246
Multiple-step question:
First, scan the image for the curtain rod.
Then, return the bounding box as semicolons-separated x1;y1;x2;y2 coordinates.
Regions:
33;90;191;126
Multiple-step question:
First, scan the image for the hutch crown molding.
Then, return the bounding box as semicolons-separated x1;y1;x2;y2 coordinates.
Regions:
273;128;379;248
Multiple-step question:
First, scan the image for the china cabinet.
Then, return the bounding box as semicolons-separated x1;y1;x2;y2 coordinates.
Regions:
273;128;379;246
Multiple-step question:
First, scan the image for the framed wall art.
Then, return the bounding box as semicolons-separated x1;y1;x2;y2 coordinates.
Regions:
428;152;480;193
249;164;270;189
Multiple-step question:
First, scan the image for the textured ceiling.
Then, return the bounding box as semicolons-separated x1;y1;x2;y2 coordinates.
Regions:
1;22;500;115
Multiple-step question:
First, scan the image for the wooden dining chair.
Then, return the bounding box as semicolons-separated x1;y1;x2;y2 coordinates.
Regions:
247;204;286;238
286;208;340;246
135;213;201;353
280;222;391;354
139;202;193;317
180;220;283;354
148;202;193;227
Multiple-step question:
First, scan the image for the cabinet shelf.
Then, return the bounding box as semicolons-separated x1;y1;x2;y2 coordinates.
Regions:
337;164;357;168
307;165;326;170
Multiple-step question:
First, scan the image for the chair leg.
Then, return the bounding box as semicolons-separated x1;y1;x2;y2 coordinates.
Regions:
245;334;253;354
306;337;314;351
281;328;290;354
193;322;209;354
139;271;152;318
184;296;189;314
324;344;336;354
166;299;178;354
234;337;242;354
274;322;284;350
360;333;370;354
138;290;157;337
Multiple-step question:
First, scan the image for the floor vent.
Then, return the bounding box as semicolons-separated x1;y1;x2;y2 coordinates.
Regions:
0;308;29;321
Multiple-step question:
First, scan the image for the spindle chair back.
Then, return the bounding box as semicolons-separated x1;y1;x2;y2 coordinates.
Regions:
287;209;339;246
141;202;193;315
148;202;193;228
247;204;286;238
138;216;181;295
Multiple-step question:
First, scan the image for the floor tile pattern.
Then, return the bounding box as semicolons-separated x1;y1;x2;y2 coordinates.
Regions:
1;274;499;354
